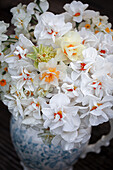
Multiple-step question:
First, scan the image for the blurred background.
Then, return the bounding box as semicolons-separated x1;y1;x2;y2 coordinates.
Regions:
0;0;113;170
0;0;113;23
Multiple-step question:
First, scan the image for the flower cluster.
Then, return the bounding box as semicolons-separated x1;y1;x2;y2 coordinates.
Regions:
0;0;113;150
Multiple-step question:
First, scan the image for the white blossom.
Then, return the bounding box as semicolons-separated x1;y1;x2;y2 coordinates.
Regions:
64;1;88;23
34;12;72;46
0;21;9;45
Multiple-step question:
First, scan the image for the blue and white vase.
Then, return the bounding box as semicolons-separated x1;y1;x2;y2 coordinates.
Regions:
10;116;113;170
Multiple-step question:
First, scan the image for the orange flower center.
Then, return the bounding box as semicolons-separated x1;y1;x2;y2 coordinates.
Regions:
85;24;91;29
39;68;60;83
105;27;110;33
64;49;67;55
4;67;8;72
36;102;40;107
91;103;102;111
98;22;102;26
67;86;77;92
91;106;97;111
80;63;86;71
0;79;7;86
92;81;102;90
74;12;81;17
64;44;76;56
82;40;85;44
15;35;19;39
54;111;63;121
95;30;99;34
47;29;58;36
100;50;106;54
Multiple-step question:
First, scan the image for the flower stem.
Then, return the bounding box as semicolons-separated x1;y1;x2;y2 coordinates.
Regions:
2;45;10;53
8;36;18;40
3;40;16;43
36;0;43;13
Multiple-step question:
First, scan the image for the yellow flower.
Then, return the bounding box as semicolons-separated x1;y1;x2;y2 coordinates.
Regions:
56;31;85;61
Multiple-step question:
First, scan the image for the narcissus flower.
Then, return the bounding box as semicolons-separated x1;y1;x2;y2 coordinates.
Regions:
34;12;72;46
0;21;9;45
42;93;81;145
1;0;113;151
64;1;88;23
56;31;85;62
38;58;66;90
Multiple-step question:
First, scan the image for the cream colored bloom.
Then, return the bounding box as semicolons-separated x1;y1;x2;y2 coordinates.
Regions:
38;58;66;90
56;31;85;61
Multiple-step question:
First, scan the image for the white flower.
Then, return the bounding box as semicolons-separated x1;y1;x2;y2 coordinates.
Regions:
38;58;66;90
11;65;37;91
0;51;4;62
3;94;23;118
0;62;11;93
4;34;34;74
92;62;113;95
64;1;88;23
61;75;83;103
95;32;113;56
0;21;9;45
80;96;113;126
42;93;81;143
83;10;99;20
78;19;94;32
61;82;80;98
70;47;98;80
52;126;90;150
34;12;72;46
21;97;47;126
11;7;31;35
10;3;26;17
79;28;98;47
27;1;49;15
0;72;11;93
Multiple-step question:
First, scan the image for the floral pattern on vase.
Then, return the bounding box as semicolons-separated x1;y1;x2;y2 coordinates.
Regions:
10;116;89;170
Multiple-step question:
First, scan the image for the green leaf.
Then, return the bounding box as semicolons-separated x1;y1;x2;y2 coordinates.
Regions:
34;61;39;69
33;46;39;54
26;53;37;60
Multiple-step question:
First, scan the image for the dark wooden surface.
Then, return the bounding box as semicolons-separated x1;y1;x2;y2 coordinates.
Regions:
0;0;113;169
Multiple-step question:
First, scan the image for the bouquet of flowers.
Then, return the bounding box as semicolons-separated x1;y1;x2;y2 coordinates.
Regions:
0;0;113;151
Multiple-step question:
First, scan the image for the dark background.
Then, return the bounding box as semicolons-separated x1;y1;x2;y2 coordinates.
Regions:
0;0;113;170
